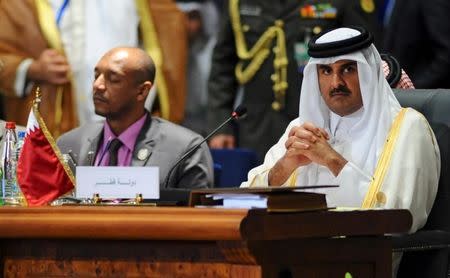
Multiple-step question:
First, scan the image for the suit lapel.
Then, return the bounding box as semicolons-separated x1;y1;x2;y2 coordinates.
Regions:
131;114;155;167
80;127;103;166
132;139;154;166
77;114;156;167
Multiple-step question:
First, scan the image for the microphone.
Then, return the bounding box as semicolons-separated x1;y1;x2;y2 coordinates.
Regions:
164;105;247;188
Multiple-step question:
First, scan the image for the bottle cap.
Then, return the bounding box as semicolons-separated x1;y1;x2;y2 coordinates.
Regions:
18;131;26;139
5;121;16;129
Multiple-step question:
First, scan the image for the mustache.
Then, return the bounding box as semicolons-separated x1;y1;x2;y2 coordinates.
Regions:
93;93;107;102
329;85;351;96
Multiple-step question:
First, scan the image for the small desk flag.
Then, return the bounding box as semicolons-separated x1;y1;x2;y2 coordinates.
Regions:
16;88;75;206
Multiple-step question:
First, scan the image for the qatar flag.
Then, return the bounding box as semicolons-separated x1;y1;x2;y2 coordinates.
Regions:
16;106;75;206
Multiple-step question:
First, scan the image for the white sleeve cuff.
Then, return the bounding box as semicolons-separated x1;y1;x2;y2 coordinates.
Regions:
240;167;270;187
14;58;34;97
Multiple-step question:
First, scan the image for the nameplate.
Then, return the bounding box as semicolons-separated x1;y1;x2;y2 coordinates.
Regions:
76;166;159;199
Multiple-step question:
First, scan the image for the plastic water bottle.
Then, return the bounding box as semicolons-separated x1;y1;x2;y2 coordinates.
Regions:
14;131;26;198
1;122;19;205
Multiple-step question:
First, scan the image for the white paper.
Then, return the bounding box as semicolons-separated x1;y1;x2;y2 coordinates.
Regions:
76;166;159;199
206;193;268;209
222;198;268;209
206;193;266;200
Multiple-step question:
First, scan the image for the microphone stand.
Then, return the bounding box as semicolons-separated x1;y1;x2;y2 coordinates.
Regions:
163;114;241;189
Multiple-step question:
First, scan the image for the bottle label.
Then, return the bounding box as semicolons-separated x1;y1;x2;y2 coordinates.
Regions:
1;127;20;205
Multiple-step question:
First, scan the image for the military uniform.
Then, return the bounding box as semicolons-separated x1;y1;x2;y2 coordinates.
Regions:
208;0;380;161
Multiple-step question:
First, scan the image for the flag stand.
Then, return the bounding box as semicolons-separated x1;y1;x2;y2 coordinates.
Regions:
88;193;145;205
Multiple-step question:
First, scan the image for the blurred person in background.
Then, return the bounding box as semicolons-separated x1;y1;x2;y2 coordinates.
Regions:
381;53;414;89
382;0;450;88
0;0;188;137
177;0;219;136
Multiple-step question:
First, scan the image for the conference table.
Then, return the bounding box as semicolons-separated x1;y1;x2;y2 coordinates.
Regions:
0;206;411;277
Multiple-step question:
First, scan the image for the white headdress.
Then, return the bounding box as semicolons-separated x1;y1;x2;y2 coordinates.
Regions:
299;27;401;179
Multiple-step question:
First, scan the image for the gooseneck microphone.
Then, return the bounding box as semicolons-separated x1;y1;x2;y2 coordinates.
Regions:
164;105;247;188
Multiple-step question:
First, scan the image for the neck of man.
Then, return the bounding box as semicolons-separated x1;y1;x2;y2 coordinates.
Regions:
106;109;146;136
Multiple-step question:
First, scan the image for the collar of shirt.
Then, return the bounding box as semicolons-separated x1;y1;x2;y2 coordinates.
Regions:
95;113;148;166
329;107;364;139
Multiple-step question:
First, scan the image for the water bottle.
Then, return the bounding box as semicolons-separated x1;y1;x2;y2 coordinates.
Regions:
1;122;19;205
14;131;26;198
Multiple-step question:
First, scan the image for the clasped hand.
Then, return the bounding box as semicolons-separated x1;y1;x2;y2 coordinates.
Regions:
282;122;345;175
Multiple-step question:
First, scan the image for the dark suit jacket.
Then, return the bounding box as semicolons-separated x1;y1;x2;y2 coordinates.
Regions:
57;115;214;189
383;0;450;88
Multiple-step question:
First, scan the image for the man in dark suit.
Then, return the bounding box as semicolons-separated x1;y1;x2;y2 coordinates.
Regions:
382;0;450;88
57;47;213;189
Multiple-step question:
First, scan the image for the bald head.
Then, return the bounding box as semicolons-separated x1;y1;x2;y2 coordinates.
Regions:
92;47;155;129
101;47;156;84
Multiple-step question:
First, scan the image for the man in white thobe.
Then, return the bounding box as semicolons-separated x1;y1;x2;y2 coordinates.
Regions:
241;26;440;276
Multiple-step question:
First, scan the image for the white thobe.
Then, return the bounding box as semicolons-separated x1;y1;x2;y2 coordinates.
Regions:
241;108;440;233
15;0;140;125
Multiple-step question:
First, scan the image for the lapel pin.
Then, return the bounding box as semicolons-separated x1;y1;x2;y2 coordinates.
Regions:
137;148;150;161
